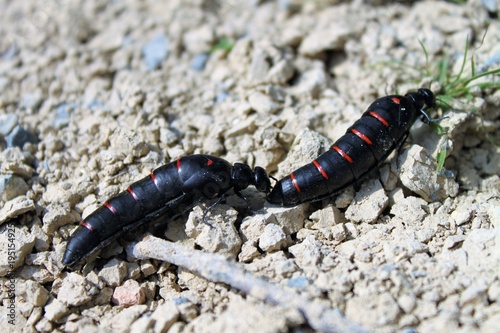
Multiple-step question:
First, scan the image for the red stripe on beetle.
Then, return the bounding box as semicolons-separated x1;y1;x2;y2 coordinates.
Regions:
290;173;301;192
177;157;182;171
207;158;213;166
313;160;329;180
151;171;158;187
351;129;373;145
369;111;389;127
80;220;94;231
391;97;401;104
333;146;353;163
127;187;139;201
104;202;118;215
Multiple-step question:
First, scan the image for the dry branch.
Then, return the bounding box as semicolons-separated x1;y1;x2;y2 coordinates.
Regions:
126;234;369;333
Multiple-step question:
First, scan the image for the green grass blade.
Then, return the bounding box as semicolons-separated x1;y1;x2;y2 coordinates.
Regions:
436;149;447;172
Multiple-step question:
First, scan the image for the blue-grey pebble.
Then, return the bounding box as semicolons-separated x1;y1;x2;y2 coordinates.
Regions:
215;90;230;104
21;93;43;110
143;34;169;71
286;276;309;289
0;114;19;136
481;0;498;12
6;125;38;148
53;103;76;129
0;175;30;202
190;53;209;71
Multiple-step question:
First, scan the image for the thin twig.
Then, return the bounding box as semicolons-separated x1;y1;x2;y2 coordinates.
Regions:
126;234;370;333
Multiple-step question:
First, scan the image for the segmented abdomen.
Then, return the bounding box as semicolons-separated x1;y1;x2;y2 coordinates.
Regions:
62;155;230;266
268;94;421;206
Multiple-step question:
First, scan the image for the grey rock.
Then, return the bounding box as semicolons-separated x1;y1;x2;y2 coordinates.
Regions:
0;114;18;136
0;175;30;205
190;53;209;71
5;125;38;148
53;103;76;129
142;34;169;71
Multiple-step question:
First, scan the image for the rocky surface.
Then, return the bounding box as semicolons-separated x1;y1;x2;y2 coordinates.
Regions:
0;0;499;332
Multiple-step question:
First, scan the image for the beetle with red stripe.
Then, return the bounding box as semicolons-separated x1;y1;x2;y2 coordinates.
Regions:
267;88;437;206
63;154;271;267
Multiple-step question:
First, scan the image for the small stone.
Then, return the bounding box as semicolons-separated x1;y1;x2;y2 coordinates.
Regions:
460;281;488;305
345;179;389;224
259;224;287;252
248;91;279;114
22;280;50;307
18;266;53;284
335;188;355;209
345;292;401;327
183;26;214;54
26;306;43;327
130;315;153;333
299;25;351;56
416;225;436;243
57;272;93;307
109;127;149;160
343;222;358;238
481;0;498;12
247;46;270;83
186;205;242;259
0;224;35;276
112;280;146;306
0;114;19;136
238;242;260;262
289;68;326;98
1;45;17;60
450;207;472;226
140;260;157;277
286;276;309;290
224;113;256;138
42;203;76;234
104;305;148;331
398;145;441;202
433;15;471;34
142;34;169;70
390;196;429;226
0;175;29;202
151;301;179;332
267;205;306;235
267;59;295;84
329;223;347;242
190;53;209;71
35;317;53;332
44;298;69;322
240;214;268;242
380;165;399;192
203;137;224;156
53;103;75;129
289;235;322;267
309;205;344;228
398;294;417;313
98;259;128;287
487;280;500;303
88;22;124;52
21;93;43;110
443;235;465;249
275;128;331;177
0;196;35;225
215;90;230;104
175;298;199;322
5;125;38;148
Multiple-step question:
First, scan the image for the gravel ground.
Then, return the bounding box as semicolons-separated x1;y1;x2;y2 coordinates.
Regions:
1;1;499;332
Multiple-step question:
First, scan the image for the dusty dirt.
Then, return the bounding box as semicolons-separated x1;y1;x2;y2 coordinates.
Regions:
0;0;499;332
